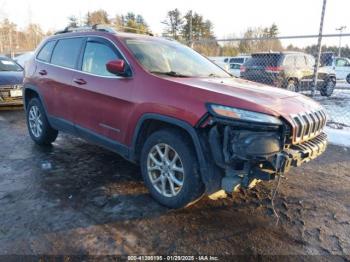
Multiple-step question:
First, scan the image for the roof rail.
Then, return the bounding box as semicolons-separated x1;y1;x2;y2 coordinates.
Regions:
54;24;117;35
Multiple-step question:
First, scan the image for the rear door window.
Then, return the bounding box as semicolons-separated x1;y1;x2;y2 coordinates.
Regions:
37;41;56;62
51;38;84;69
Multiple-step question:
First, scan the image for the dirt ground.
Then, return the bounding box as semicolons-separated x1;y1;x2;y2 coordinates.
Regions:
0;110;349;260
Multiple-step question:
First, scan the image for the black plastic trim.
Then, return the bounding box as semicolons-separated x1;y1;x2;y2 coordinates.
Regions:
48;115;130;159
130;113;210;186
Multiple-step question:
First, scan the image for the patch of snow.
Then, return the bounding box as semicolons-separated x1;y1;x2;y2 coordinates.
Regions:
313;89;350;127
325;126;350;148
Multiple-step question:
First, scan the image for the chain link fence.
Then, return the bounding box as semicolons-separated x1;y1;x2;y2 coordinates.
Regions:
196;35;350;127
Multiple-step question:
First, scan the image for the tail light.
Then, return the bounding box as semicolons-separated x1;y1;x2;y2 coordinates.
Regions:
240;65;246;73
265;66;283;73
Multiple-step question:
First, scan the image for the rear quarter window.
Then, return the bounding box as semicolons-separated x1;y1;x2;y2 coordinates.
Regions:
37;41;56;62
51;38;84;69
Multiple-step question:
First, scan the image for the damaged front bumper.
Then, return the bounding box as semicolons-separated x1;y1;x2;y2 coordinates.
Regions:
281;132;327;170
207;121;327;194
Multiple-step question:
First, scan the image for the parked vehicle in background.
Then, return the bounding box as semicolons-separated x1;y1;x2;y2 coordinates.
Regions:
208;57;229;71
240;52;336;96
0;55;24;107
321;52;350;84
209;56;227;63
228;63;241;77
213;61;229;72
227;55;251;65
228;55;251;77
14;52;34;68
210;55;251;65
210;55;251;77
24;26;328;208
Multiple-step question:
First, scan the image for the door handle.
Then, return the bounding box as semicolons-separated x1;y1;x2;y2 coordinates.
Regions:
73;78;87;85
38;70;47;76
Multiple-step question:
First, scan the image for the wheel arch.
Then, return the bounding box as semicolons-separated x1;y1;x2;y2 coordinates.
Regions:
23;84;46;111
130;114;209;186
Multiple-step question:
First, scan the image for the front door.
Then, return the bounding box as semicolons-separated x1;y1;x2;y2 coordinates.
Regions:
71;37;134;145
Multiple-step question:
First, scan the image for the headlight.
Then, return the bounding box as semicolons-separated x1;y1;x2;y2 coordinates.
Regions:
208;104;282;125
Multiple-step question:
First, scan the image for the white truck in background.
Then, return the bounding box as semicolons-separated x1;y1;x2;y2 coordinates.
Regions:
321;52;350;84
209;55;251;77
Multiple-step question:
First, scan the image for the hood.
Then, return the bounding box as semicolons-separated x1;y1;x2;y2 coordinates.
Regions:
0;71;24;85
166;77;322;117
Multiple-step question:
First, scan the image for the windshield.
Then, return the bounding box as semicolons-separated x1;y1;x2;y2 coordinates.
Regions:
0;57;23;72
125;39;231;78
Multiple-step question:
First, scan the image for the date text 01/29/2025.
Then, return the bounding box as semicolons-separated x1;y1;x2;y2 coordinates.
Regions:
127;255;219;261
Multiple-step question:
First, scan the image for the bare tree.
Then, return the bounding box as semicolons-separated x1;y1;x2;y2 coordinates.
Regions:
86;9;110;25
162;9;183;40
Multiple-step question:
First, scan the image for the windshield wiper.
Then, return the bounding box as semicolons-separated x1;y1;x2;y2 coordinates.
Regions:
150;71;190;78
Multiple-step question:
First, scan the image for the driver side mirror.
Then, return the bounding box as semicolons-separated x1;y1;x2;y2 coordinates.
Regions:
106;59;126;76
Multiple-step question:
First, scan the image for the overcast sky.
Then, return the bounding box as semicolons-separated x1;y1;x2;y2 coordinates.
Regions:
1;0;349;47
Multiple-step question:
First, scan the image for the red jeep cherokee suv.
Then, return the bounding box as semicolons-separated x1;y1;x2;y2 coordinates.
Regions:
23;26;327;208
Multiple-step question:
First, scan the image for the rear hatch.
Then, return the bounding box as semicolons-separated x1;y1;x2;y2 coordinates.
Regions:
241;53;283;85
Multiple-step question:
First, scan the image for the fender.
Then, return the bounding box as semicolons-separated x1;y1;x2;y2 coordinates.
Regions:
23;83;48;113
23;83;53;128
130;113;218;192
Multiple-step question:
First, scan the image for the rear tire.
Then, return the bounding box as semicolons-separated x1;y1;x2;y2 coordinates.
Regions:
140;129;205;208
286;79;298;92
320;77;336;97
26;97;58;145
346;74;350;84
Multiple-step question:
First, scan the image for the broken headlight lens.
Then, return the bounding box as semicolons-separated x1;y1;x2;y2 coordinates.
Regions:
209;104;282;125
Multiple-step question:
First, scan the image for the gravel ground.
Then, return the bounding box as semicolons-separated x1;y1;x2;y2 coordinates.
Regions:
0;110;350;260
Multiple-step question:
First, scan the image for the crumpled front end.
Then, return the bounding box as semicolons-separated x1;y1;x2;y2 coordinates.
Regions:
203;111;327;195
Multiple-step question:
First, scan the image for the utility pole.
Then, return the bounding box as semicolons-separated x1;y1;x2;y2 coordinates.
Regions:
9;26;13;57
336;26;346;57
312;0;327;97
189;10;193;48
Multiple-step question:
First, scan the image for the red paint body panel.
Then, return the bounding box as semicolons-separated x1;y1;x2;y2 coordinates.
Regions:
24;31;324;148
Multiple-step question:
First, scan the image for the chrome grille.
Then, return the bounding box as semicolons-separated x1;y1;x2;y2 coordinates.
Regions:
291;110;327;143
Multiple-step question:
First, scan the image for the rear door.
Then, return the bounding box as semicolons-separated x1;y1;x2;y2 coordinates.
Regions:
36;37;85;126
71;37;134;144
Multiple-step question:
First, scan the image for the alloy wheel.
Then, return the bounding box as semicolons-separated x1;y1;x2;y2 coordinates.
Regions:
147;143;185;197
28;105;43;138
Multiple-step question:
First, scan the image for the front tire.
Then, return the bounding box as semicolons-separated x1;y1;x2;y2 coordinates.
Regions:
320;77;336;97
140;129;204;208
26;97;58;145
346;74;350;84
